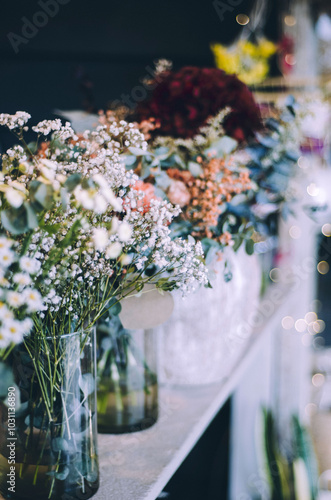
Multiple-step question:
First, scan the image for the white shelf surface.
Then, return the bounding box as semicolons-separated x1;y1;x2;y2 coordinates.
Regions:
96;285;291;500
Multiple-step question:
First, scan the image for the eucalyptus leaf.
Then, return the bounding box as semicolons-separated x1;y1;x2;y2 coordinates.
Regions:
188;161;203;177
55;466;70;481
107;298;122;316
0;363;15;399
123;155;137;166
52;437;69;453
205;136;237;157
245;238;255;256
128;147;151;157
64;173;82;192
79;373;95;397
24;202;38;229
1;206;28;235
155;171;172;190
30;181;54;209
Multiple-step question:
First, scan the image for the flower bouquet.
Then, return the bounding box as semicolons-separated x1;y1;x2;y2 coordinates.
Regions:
0;112;207;497
104;67;264;384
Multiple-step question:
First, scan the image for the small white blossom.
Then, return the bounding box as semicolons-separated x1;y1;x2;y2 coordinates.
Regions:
106;242;122;259
7;291;23;308
20;256;41;274
92;228;109;251
118;221;132;242
0;248;15;268
5;187;25;208
22;289;44;312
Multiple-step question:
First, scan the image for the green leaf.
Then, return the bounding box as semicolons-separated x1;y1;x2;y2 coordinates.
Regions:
292;416;319;499
245;239;255;256
1;206;28;234
155;171;171;190
64;173;82;192
30;181;54;209
52;437;69;453
107;298;122;316
0;363;15;399
128;147;151;157
205;136;238;157
24;202;38;230
55;466;70;481
188;161;203;177
79;373;95;397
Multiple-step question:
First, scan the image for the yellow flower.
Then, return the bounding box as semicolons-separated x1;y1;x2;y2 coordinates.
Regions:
240;61;269;85
210;44;240;74
239;40;259;58
211;37;277;85
258;38;277;58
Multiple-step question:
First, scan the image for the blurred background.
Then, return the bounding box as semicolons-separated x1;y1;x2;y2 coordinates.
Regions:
0;0;277;116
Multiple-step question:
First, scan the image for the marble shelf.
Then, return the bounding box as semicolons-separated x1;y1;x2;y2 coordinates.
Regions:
96;285;290;500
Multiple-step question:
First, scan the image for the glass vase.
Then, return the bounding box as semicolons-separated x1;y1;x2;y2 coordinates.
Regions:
157;247;261;385
97;318;158;434
0;327;99;500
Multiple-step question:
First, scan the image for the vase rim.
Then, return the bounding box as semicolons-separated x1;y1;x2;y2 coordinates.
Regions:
43;325;96;340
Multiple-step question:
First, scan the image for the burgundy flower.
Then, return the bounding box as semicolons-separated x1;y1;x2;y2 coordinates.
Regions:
134;67;262;142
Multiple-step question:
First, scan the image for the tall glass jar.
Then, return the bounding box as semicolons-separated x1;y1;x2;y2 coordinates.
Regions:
0;327;99;500
97;317;158;434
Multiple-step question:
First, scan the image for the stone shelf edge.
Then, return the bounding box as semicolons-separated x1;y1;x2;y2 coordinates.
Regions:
95;284;291;500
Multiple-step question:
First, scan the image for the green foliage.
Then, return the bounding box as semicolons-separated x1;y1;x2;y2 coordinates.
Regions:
260;407;318;500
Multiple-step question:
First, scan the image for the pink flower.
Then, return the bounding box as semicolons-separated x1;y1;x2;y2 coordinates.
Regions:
133;180;159;213
167;180;191;207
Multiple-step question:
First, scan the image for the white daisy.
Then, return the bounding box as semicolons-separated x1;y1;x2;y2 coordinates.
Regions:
0;248;15;268
20;256;41;274
7;291;23;308
22;289;44;312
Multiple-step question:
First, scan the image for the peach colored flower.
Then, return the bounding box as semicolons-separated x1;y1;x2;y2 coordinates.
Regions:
132;180;159;214
167;180;191;207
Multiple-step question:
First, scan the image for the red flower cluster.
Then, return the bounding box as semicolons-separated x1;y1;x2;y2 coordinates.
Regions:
135;66;262;142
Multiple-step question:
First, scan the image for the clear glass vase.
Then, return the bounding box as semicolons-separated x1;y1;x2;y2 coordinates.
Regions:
157;248;261;385
0;327;99;500
97;318;158;434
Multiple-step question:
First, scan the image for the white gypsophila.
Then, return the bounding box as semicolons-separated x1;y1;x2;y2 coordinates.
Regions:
3;145;27;163
32;119;62;135
32;119;77;142
123;197;208;294
0;112;31;130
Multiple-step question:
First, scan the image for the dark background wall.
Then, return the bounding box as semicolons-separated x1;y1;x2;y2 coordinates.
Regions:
0;0;280;120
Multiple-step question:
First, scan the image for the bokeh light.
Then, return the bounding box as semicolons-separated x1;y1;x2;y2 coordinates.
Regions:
284;15;297;26
295;319;307;333
307;183;320;196
312;373;325;387
236;14;250;25
269;268;280;282
289;225;301;239
282;316;294;330
322;223;331;237
317;261;329;275
305;312;317;324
